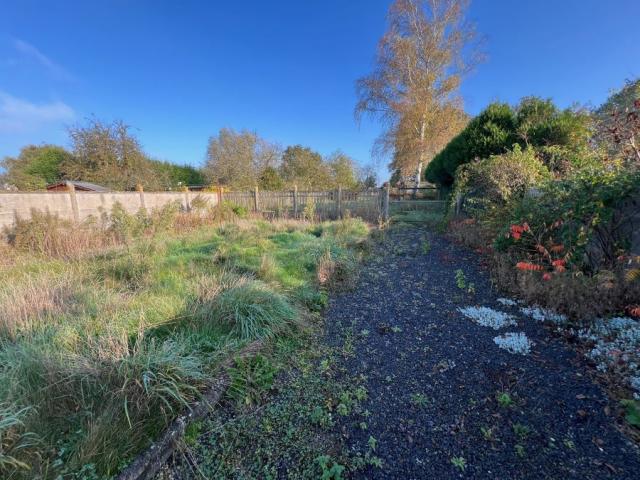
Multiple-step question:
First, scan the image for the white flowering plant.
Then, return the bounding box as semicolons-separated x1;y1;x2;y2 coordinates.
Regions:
458;306;517;330
494;332;532;355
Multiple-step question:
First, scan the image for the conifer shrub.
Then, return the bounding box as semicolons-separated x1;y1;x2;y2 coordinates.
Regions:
426;102;517;186
426;97;591;187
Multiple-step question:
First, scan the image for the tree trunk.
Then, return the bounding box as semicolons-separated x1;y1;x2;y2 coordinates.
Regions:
416;117;427;194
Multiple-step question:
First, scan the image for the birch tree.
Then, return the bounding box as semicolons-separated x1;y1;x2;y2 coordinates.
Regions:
355;0;481;179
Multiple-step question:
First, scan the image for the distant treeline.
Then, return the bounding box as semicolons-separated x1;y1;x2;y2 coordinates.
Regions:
1;119;377;192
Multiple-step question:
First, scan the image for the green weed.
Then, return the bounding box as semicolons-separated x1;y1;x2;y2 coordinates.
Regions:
183;421;202;446
512;423;531;440
497;391;513;408
367;435;377;452
621;399;640;427
227;354;276;406
455;269;475;294
410;393;430;408
455;269;466;289
451;456;466;471
316;455;345;480
481;426;495;442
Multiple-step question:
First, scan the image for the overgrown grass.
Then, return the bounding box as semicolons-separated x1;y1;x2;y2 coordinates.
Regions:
0;214;369;478
392;207;445;230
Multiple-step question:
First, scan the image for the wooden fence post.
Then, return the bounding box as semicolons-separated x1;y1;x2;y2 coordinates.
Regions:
183;186;191;211
337;185;342;219
253;185;260;213
217;186;224;206
136;183;146;210
383;184;390;223
67;181;80;223
293;184;298;218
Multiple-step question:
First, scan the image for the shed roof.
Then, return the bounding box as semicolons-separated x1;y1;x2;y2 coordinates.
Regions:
47;181;111;192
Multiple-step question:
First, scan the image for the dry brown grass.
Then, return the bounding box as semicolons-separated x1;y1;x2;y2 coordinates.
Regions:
0;274;78;339
316;250;336;287
172;210;224;232
3;206;229;260
447;218;493;249
193;271;249;304
258;254;277;282
0;243;19;268
6;211;117;259
316;249;358;291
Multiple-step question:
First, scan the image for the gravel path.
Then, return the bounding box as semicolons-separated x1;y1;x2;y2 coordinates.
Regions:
325;224;640;479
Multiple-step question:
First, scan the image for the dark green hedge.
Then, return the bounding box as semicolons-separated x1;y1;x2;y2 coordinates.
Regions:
425;98;591;187
426;102;516;186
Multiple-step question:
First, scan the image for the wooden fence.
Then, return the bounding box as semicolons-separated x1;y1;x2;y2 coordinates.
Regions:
221;187;383;222
221;185;447;222
389;186;440;201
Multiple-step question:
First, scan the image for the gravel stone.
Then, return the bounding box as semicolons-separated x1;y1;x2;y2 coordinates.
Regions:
325;225;640;479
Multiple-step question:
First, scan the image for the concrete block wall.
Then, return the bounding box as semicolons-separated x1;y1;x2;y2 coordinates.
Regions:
0;191;220;230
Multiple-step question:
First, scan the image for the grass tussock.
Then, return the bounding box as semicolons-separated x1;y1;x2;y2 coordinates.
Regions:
190;273;300;341
0;405;40;473
317;249;359;291
0;330;207;476
0;213;370;478
215;281;299;340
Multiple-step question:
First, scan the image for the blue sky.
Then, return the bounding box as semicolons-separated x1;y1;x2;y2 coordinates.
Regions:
1;0;638;181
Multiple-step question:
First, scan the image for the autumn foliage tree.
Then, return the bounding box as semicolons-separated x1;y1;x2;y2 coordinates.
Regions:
355;0;481;180
1;122;204;191
594;78;640;167
1;145;72;190
204;128;282;189
327;151;359;190
63;119;167;190
280;145;333;189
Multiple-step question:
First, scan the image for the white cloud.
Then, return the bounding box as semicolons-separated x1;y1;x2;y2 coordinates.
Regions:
12;38;74;81
0;91;75;133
